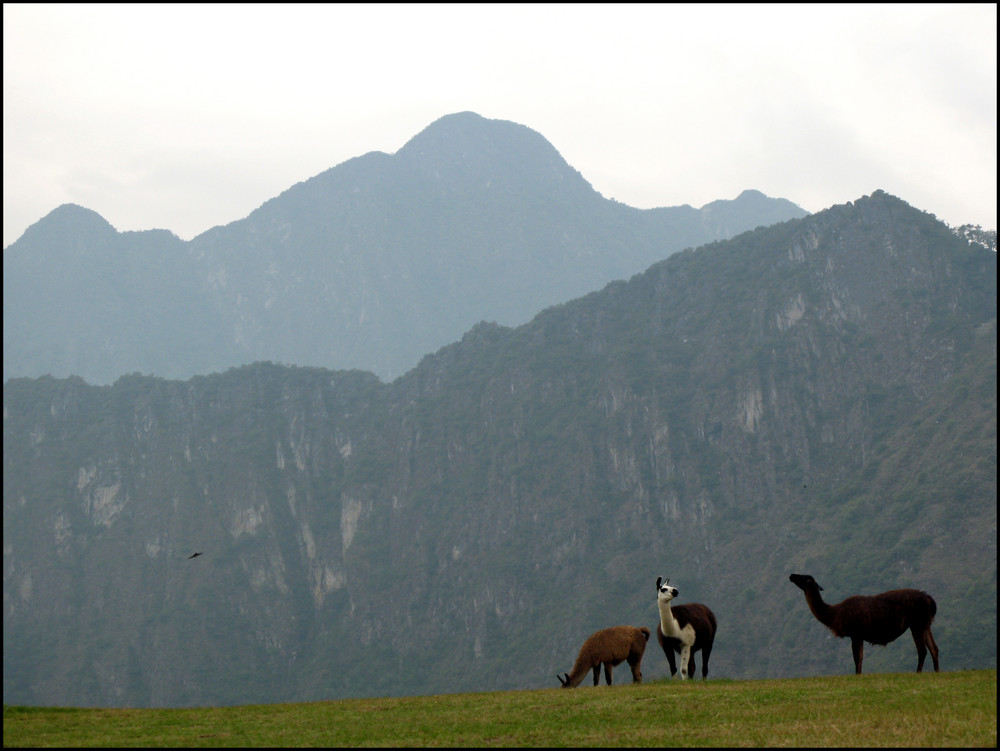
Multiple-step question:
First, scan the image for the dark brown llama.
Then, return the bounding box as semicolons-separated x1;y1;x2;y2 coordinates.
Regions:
789;573;940;674
557;625;651;688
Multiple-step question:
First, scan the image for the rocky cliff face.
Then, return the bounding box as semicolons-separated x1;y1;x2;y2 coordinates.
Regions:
3;192;995;707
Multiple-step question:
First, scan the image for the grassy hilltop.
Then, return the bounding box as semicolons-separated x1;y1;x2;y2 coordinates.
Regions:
3;669;995;747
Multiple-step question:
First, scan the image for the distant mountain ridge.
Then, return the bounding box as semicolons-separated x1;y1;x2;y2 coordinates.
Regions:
3;112;807;384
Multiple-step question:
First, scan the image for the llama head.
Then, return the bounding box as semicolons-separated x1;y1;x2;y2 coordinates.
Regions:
789;573;823;592
656;576;678;603
557;673;572;688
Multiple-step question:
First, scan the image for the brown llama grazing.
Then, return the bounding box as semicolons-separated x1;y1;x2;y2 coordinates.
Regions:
789;573;940;674
655;576;718;680
557;625;651;688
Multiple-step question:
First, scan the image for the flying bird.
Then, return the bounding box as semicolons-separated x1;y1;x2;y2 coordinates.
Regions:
188;552;203;559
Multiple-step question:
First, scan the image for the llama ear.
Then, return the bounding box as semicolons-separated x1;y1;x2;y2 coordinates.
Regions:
656;576;662;589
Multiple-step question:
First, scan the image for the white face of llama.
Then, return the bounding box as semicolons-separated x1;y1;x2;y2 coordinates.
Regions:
657;577;678;604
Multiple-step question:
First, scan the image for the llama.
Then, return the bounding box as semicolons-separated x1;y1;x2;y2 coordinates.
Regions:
655;576;717;680
557;625;651;688
788;573;940;674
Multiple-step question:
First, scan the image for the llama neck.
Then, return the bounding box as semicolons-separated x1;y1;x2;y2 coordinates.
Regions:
803;588;834;627
658;598;683;637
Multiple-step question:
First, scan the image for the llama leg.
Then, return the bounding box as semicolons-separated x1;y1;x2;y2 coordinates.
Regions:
926;630;940;672
701;642;713;679
679;644;691;680
592;666;600;686
665;649;678;677
914;627;940;672
603;663;613;686
912;627;928;672
851;637;864;674
629;657;642;683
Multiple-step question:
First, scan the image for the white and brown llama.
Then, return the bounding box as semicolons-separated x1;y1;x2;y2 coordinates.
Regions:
655;576;718;680
789;573;940;674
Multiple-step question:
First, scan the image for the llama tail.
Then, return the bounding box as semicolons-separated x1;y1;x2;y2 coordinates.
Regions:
923;591;938;622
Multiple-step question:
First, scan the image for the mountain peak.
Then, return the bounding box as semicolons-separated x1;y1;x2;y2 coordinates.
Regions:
7;203;116;251
46;202;111;223
398;111;537;152
395;111;575;186
42;203;115;232
695;190;807;238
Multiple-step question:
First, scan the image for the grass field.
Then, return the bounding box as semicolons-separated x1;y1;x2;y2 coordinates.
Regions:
3;669;995;747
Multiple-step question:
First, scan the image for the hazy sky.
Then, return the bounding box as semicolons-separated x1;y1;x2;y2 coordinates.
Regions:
3;3;996;249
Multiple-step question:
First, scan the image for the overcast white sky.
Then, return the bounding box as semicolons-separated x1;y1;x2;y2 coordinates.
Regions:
3;3;996;249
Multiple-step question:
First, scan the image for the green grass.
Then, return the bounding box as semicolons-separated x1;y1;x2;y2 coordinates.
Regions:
3;669;995;747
